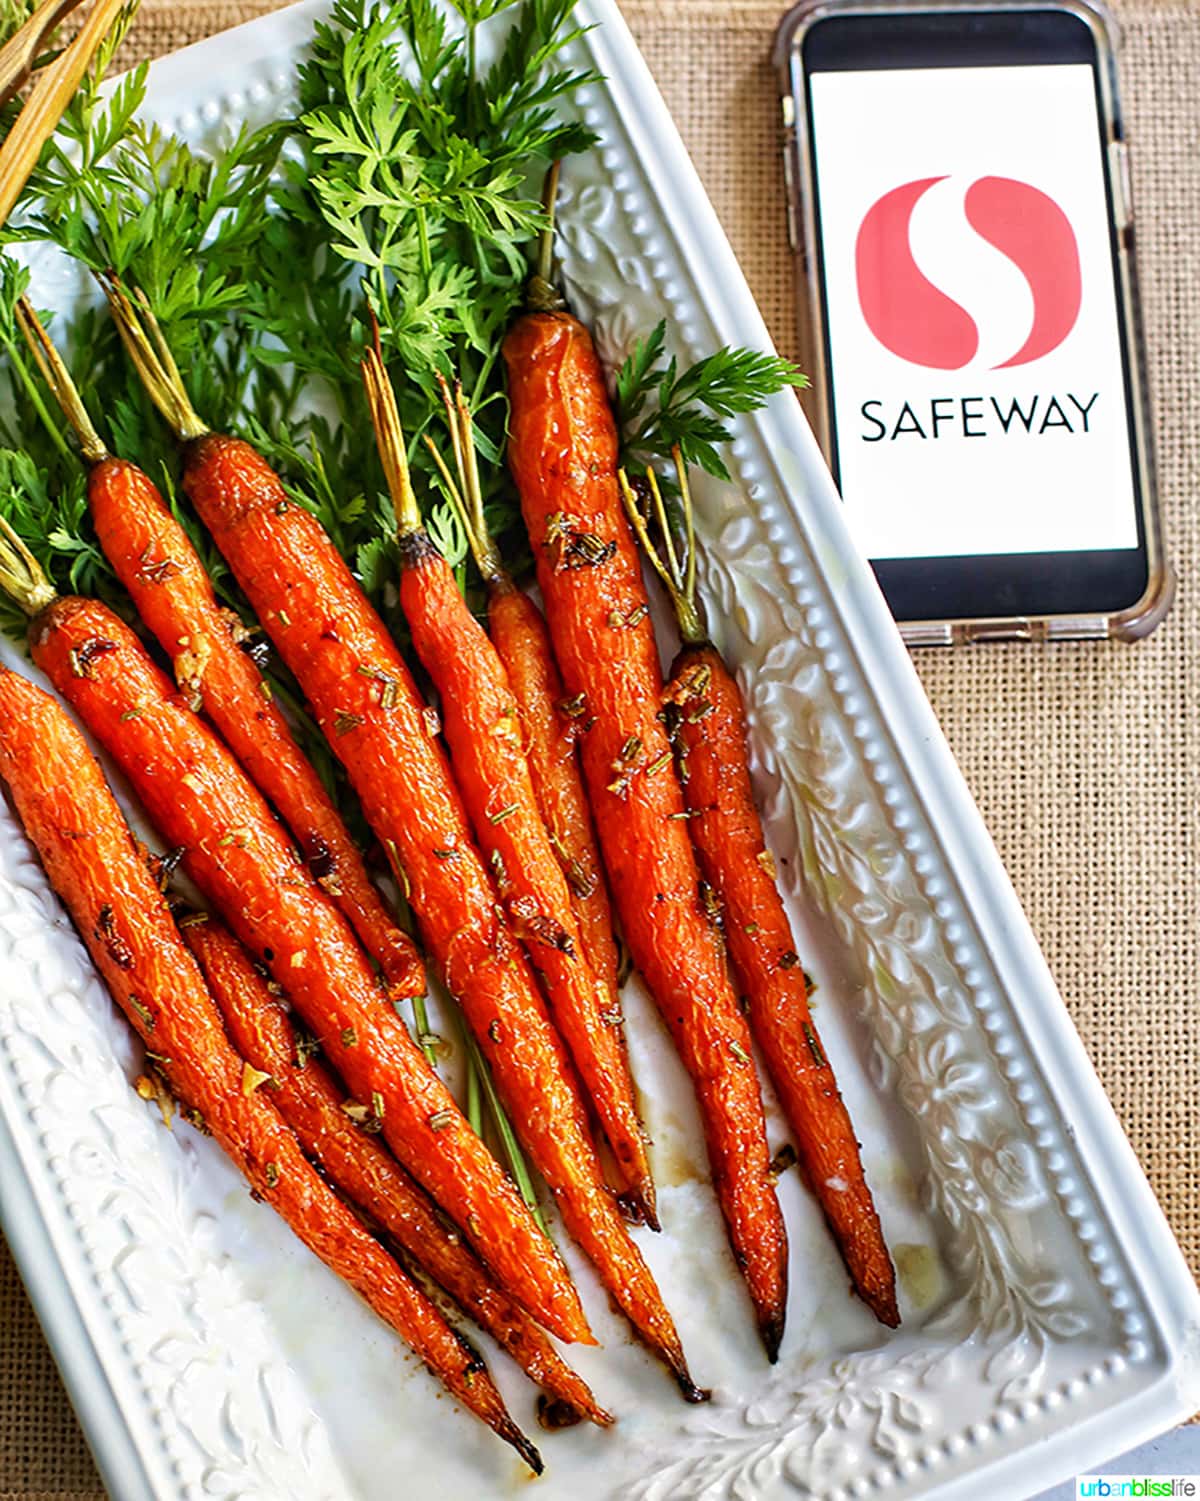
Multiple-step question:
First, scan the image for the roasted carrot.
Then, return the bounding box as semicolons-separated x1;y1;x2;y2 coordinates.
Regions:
487;578;621;1014
0;525;584;1344
428;372;623;1052
364;353;654;1229
503;304;790;1360
184;911;613;1426
0;664;541;1470
623;456;899;1327
15;300;424;1001
98;288;701;1397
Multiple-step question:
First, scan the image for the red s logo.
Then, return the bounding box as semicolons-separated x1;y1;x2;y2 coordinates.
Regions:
854;176;1082;370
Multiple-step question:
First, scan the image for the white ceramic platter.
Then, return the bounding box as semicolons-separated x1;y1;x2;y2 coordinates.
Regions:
1;3;1198;1499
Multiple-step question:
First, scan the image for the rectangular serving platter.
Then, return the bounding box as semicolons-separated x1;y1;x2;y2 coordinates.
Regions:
1;3;1198;1499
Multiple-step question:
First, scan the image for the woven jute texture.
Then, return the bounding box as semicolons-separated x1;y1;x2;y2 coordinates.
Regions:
2;0;1197;1495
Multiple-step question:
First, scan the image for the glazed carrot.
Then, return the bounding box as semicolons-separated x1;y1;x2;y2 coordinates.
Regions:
487;579;621;1015
184;911;613;1426
485;577;649;1218
427;376;622;1027
366;357;654;1229
98;289;701;1397
503;304;790;1360
15;301;424;1001
0;664;541;1470
0;527;584;1344
623;457;899;1328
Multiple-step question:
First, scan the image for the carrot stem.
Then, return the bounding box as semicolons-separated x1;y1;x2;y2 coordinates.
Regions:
15;298;108;462
458;1012;549;1236
360;337;422;536
0;512;57;615
0;326;74;465
100;276;208;441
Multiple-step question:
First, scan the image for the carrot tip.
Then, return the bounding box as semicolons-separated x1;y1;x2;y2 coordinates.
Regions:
866;1287;901;1329
675;1369;711;1404
616;1183;660;1233
504;1423;545;1475
759;1307;787;1365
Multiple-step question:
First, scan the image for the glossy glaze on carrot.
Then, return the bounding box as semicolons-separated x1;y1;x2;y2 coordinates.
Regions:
503;310;789;1360
27;593;584;1343
184;912;613;1424
0;665;540;1470
396;535;655;1227
486;577;643;1218
179;430;700;1398
487;578;621;1026
668;647;899;1326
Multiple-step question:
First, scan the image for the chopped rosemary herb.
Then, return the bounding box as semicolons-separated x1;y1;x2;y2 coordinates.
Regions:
728;1039;751;1066
129;996;154;1032
626;603;649;627
645;750;672;776
487;1019;503;1044
744;921;760;936
334;709;364;736
294;1032;321;1068
68;637;117;679
802;1020;827;1069
756;848;777;879
557;692;587;718
265;1162;280;1189
428;1109;455;1132
778;949;800;970
341;1026;357;1048
488;803;517;825
383;840;410;899
371;1090;385;1121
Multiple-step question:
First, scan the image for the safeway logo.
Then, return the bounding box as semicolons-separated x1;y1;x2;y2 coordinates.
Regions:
854;175;1082;371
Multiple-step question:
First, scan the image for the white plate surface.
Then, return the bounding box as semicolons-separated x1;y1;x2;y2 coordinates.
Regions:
1;4;1198;1500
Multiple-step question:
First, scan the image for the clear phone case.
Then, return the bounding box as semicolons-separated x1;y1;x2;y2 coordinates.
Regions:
772;0;1174;645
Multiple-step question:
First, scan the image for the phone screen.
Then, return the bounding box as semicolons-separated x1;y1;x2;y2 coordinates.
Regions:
800;11;1150;623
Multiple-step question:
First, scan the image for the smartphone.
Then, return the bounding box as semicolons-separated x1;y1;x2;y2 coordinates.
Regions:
774;0;1172;644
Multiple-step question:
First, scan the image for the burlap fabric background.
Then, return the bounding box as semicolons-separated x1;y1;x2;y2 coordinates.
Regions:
1;0;1196;1494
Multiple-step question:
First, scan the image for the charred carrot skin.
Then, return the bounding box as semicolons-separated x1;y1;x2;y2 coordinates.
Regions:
184;912;613;1425
180;431;701;1398
487;579;621;1020
0;667;540;1469
397;532;655;1228
85;456;423;1001
503;311;789;1360
27;593;585;1345
668;646;899;1326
